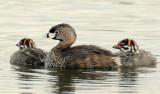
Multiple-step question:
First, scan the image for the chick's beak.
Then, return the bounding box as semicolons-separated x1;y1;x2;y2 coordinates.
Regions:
113;44;122;49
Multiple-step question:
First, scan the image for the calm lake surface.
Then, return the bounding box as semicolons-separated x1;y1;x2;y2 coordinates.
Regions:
0;0;160;94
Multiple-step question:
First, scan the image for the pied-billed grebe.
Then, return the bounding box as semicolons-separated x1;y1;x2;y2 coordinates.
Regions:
113;38;157;67
44;23;121;69
10;38;47;67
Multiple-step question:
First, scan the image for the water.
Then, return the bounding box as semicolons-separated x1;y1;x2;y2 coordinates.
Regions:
0;0;160;94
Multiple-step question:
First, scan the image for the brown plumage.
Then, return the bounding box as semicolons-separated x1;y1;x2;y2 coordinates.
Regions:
10;38;47;67
44;23;120;69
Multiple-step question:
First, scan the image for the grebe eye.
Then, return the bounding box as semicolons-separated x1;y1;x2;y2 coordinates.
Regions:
55;30;59;34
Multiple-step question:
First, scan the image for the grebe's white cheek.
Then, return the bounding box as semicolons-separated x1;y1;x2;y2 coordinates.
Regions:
49;33;57;39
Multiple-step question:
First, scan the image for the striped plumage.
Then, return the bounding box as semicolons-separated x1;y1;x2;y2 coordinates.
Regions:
113;38;139;53
10;38;47;67
16;38;36;49
113;38;157;67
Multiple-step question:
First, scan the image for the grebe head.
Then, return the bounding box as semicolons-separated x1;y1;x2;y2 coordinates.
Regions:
44;23;77;50
44;23;76;42
113;38;139;53
16;38;36;49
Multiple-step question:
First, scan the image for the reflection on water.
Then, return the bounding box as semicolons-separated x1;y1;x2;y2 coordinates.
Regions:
11;66;157;94
0;0;160;94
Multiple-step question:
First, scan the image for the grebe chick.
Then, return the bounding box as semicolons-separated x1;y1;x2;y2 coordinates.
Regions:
10;38;47;67
44;23;121;69
113;38;157;67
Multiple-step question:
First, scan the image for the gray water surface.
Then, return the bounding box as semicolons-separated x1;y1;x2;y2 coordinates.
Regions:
0;0;160;94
